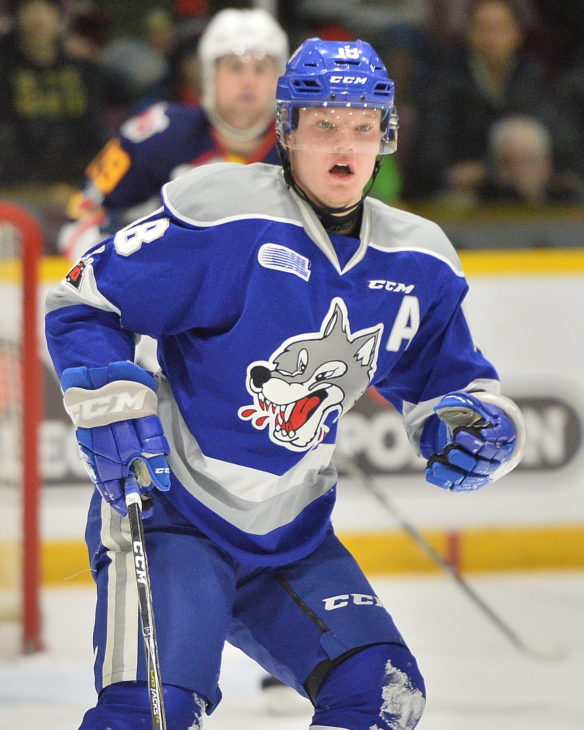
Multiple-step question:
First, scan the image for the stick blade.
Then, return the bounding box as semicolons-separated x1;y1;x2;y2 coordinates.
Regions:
521;641;568;662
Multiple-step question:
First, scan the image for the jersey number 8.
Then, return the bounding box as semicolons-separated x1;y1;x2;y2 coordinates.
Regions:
114;218;170;256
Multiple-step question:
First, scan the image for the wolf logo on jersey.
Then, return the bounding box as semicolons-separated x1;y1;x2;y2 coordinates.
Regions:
239;298;383;451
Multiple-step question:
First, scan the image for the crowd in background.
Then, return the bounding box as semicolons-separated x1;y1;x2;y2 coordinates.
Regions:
0;0;583;253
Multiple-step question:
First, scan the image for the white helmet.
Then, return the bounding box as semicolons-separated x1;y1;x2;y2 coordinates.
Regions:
198;8;289;111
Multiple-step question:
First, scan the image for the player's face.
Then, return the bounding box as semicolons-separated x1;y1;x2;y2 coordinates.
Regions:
288;107;382;211
214;54;279;130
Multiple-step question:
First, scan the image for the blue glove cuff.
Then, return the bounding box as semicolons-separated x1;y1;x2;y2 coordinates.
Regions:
60;363;169;518
419;414;442;460
61;361;155;392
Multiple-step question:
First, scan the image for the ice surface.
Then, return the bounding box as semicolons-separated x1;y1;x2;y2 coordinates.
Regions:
1;572;583;730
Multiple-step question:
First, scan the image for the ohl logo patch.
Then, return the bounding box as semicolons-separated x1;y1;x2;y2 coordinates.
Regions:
238;298;383;452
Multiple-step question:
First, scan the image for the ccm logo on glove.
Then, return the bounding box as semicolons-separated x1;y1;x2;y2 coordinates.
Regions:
64;380;159;427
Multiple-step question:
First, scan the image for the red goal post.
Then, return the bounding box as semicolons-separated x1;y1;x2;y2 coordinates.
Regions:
0;201;43;653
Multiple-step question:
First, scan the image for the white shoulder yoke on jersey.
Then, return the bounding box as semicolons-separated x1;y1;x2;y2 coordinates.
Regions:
162;162;301;228
162;162;463;277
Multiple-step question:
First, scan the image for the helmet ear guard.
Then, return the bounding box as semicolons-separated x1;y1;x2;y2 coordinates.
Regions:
382;108;399;154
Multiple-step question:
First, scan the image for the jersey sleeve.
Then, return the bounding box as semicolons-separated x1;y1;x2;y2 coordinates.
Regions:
373;268;500;449
83;103;197;212
45;209;213;377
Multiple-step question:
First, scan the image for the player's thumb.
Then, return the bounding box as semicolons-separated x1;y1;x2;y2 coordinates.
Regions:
133;455;171;492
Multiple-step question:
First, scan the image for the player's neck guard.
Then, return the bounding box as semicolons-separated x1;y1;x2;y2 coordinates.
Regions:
318;205;364;235
281;151;382;234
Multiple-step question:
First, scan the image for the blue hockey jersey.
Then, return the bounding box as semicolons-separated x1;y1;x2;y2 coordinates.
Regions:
46;162;500;566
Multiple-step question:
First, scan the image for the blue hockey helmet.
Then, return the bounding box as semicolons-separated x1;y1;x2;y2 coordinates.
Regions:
276;38;398;155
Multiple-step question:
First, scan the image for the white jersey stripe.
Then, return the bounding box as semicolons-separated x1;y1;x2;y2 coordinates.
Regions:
100;500;139;688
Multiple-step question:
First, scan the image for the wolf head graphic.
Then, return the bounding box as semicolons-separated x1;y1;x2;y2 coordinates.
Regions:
239;298;383;451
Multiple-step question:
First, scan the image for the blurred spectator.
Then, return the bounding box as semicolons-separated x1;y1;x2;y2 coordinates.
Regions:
0;0;12;33
297;0;431;46
145;6;175;57
558;54;584;181
136;23;205;110
173;0;208;25
431;0;538;45
58;7;288;260
403;0;578;202
63;1;114;62
0;0;105;186
379;28;431;194
97;8;172;112
64;5;203;129
529;0;584;77
478;115;584;206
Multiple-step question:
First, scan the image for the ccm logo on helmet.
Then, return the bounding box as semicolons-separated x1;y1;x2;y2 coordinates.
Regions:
329;75;368;85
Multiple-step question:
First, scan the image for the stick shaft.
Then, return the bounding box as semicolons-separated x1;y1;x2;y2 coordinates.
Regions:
341;461;550;659
126;492;167;730
369;481;528;650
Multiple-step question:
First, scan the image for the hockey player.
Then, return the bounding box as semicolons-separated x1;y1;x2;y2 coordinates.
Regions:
45;38;525;730
58;7;289;260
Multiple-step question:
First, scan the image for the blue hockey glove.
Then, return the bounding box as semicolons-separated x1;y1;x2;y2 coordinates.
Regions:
422;391;523;492
61;361;171;517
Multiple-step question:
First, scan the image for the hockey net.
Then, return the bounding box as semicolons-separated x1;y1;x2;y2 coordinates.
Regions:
0;202;43;654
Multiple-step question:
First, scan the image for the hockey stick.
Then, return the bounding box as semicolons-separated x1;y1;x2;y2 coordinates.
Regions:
339;458;566;662
125;477;168;730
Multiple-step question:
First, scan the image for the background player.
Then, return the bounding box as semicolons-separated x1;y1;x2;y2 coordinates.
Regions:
58;7;289;260
45;38;525;730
